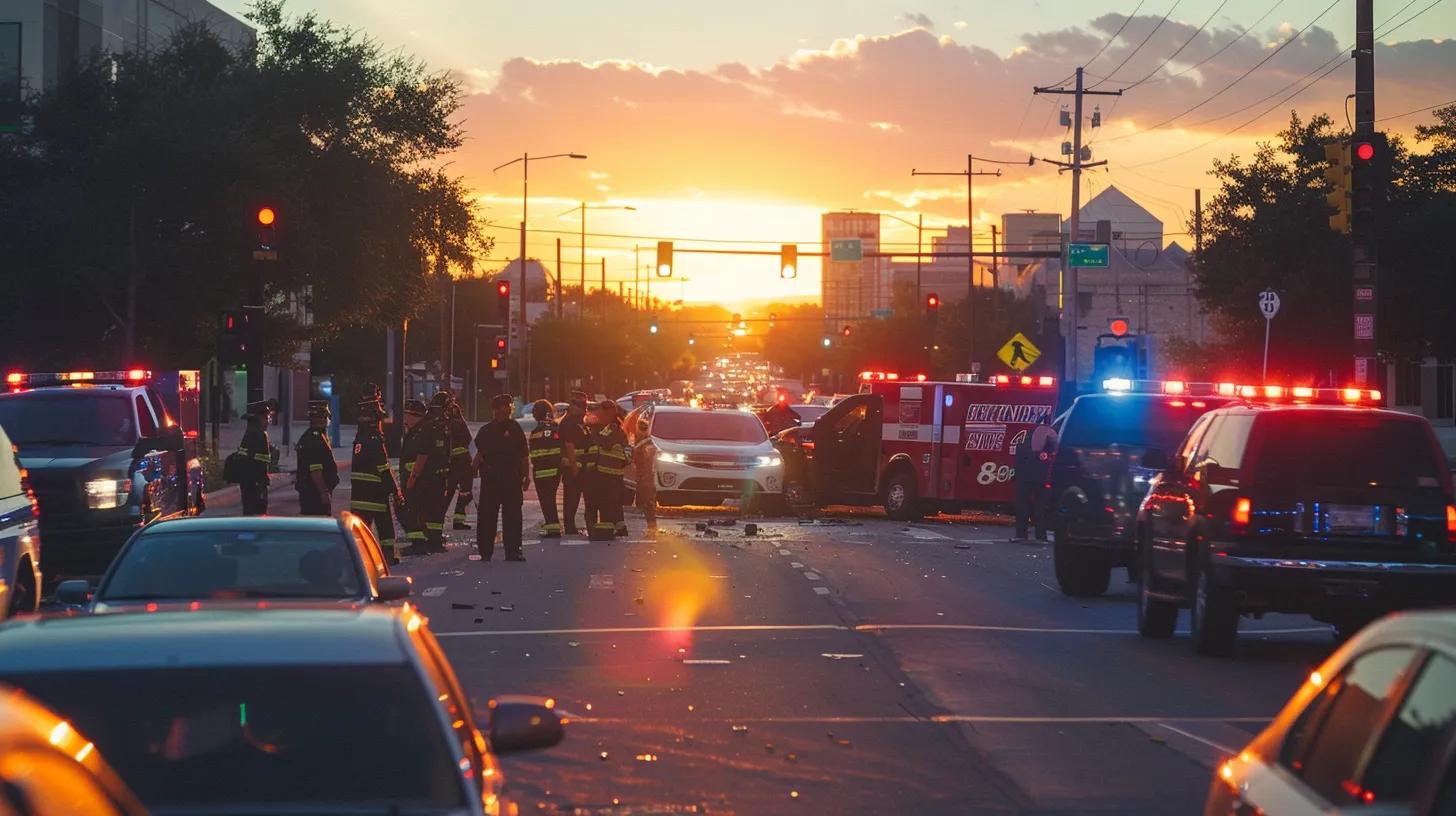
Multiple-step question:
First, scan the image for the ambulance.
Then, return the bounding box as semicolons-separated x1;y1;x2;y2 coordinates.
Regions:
776;372;1059;519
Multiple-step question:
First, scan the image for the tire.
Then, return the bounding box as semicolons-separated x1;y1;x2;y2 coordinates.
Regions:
7;560;38;618
1053;527;1111;597
1190;556;1239;657
1135;535;1177;638
883;469;923;521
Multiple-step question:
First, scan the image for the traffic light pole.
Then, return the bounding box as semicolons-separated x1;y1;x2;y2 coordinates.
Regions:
1352;0;1377;387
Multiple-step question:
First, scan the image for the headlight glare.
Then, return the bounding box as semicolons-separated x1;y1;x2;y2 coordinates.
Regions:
85;477;131;510
755;455;783;468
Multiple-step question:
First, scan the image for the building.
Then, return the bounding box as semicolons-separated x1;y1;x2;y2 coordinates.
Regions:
821;211;891;323
1002;212;1062;267
1;0;254;130
887;225;998;305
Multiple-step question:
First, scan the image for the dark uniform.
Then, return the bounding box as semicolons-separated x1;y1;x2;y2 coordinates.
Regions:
237;401;273;515
397;401;429;552
296;400;338;517
411;396;452;552
528;412;564;536
447;404;474;529
475;414;529;560
1014;422;1057;541
588;412;630;541
558;407;589;535
350;394;403;562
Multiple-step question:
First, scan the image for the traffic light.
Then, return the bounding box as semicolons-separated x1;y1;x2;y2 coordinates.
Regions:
494;335;508;360
218;309;245;365
496;279;510;320
252;205;279;260
1350;132;1390;237
780;245;797;279
769;312;777;328
842;324;853;338
649;317;659;335
1323;141;1352;234
821;335;832;348
656;241;673;277
1109;317;1130;338
925;292;940;313
687;333;696;346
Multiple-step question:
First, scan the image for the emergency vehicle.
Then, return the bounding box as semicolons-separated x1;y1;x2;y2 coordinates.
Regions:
776;372;1059;519
0;369;204;585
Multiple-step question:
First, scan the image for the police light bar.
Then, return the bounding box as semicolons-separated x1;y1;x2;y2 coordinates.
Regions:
6;369;153;388
1095;378;1381;405
992;374;1056;388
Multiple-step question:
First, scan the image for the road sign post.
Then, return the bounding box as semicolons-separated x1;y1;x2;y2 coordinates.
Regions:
1068;243;1110;268
997;332;1041;372
830;239;863;262
1258;289;1280;383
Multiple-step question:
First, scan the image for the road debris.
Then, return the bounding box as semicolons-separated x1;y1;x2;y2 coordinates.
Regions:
820;653;864;660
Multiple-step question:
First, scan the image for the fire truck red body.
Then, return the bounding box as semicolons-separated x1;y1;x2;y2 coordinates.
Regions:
777;373;1059;519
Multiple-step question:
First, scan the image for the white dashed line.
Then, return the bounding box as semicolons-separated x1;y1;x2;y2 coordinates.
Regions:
803;571;822;581
588;573;615;590
681;658;733;666
778;549;792;556
812;587;831;595
789;562;804;569
420;586;447;598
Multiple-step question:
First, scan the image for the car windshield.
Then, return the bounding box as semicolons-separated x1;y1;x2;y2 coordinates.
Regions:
652;411;768;443
1059;397;1225;452
0;392;136;446
1250;413;1447;490
1;665;466;810
794;405;831;424
100;530;363;601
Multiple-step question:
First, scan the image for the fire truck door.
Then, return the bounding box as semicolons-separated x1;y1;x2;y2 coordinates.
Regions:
812;394;881;496
937;390;970;500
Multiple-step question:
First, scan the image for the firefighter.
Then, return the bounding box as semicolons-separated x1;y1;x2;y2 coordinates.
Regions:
397;399;429;553
472;393;530;561
558;391;591;535
588;399;630;542
527;399;563;537
296;400;339;516
630;413;659;536
409;391;453;552
1013;415;1058;542
237;400;273;515
444;393;474;530
350;387;405;563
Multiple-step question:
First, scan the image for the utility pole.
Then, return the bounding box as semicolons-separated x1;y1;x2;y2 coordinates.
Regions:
600;258;606;302
635;244;641;309
1035;67;1120;386
1352;0;1378;387
555;238;563;319
911;156;1001;369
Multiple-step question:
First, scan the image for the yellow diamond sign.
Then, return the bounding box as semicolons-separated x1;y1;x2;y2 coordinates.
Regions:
997;332;1041;371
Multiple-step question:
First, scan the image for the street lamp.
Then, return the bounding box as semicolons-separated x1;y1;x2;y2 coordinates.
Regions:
558;203;635;317
492;151;587;394
881;211;924;307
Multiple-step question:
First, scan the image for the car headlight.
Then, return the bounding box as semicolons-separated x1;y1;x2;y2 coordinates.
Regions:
85;477;132;510
755;455;783;468
657;451;685;464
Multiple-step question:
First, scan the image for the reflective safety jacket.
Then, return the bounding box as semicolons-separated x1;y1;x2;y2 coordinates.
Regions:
448;415;473;485
591;422;630;479
350;427;400;513
238;421;271;483
528;419;563;479
295;427;338;494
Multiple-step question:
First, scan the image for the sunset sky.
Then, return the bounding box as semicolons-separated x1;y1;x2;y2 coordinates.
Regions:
218;1;1456;306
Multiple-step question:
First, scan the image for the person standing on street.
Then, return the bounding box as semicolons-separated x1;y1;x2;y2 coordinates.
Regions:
630;414;659;536
397;399;428;553
350;387;405;563
237;400;273;515
445;394;474;530
527;399;563;537
589;400;630;542
408;392;453;553
558;392;590;536
473;393;529;561
296;400;339;516
1013;415;1058;542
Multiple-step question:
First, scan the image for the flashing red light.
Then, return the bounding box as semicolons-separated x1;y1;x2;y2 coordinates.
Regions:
1368;389;1382;402
256;206;276;226
1233;497;1252;527
1238;385;1258;398
1263;385;1285;398
1216;382;1237;397
993;374;1010;385
5;372;22;386
915;374;927;382
1169;400;1187;407
777;392;787;403
1446;505;1456;542
1019;375;1033;386
886;373;899;380
1292;386;1315;400
497;281;510;296
1355;142;1375;161
1039;376;1055;387
1191;400;1207;408
126;368;148;382
1341;388;1362;402
1162;380;1186;395
1109;318;1129;337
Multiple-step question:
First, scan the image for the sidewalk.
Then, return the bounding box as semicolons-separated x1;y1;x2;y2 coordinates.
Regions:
201;418;352;511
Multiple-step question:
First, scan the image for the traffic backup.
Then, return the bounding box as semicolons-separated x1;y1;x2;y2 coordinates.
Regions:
0;370;204;585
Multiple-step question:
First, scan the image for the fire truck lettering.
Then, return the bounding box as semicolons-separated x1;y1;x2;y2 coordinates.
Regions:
963;403;1052;424
963;422;1006;452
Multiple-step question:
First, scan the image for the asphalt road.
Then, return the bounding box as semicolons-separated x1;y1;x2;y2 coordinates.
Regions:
221;479;1336;815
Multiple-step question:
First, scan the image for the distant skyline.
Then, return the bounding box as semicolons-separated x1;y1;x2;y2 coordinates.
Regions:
215;1;1456;305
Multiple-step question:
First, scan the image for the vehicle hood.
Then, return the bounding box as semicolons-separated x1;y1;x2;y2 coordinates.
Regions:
89;598;372;615
18;445;133;473
651;437;775;456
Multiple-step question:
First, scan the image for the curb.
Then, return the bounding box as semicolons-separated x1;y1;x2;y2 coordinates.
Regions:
201;462;352;511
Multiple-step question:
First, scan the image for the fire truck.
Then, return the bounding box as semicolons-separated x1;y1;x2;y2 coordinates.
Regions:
776;372;1059;519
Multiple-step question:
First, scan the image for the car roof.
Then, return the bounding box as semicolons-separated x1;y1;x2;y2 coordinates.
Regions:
1209;402;1425;421
0;385;142;398
1341;609;1456;660
137;515;348;535
0;607;411;673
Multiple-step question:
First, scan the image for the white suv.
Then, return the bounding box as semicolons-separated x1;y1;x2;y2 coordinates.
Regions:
625;405;783;509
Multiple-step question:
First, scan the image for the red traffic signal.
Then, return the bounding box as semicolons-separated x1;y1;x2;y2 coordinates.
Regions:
926;293;940;310
495;337;507;351
256;206;276;226
496;280;510;297
842;325;853;337
1109;317;1130;338
1354;141;1375;161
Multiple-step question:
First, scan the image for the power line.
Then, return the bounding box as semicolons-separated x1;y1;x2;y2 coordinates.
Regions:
1376;97;1456;122
1106;0;1341;143
1088;0;1183;89
1081;0;1148;71
1378;0;1445;40
1113;0;1232;91
1142;0;1288;86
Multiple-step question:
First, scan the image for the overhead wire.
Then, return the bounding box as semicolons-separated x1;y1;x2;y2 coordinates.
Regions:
1088;0;1183;89
1078;0;1148;72
1113;0;1232;91
1376;97;1456;122
1141;0;1288;86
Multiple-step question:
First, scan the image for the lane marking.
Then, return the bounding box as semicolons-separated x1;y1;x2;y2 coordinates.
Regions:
903;529;951;540
681;658;733;665
812;587;831;595
435;622;1327;638
562;715;1275;726
588;573;615;590
778;549;792;556
420;586;447;598
1157;722;1241;755
790;562;804;569
803;571;822;581
857;623;1329;635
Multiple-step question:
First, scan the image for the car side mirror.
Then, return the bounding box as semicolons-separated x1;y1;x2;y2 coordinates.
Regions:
488;695;565;754
376;575;412;601
1141;449;1168;471
56;580;91;606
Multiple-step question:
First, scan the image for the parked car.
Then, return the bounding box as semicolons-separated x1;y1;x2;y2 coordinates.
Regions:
624;404;782;509
0;685;148;816
1206;610;1456;815
0;606;565;814
56;514;411;612
0;421;41;620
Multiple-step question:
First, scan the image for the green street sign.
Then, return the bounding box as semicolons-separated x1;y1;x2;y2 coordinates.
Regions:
1069;242;1110;268
830;238;863;262
871;308;893;320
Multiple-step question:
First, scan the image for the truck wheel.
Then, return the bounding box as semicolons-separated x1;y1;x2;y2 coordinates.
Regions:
1190;558;1238;657
883;470;922;521
1052;528;1111;597
1135;536;1176;638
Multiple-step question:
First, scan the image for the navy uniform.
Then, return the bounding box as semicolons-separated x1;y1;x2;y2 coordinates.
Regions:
1013;420;1058;541
408;393;452;553
474;393;530;561
446;399;474;529
397;400;430;553
350;389;404;563
588;402;630;541
558;394;590;535
295;400;338;516
237;400;273;515
527;400;563;537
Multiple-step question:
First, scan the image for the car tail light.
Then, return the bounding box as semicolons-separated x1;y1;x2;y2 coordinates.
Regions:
1233;497;1252;528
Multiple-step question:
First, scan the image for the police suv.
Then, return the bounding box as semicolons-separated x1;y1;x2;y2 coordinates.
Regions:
0;370;203;585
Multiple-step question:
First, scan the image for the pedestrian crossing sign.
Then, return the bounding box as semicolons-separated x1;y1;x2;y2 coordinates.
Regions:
997;333;1040;371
